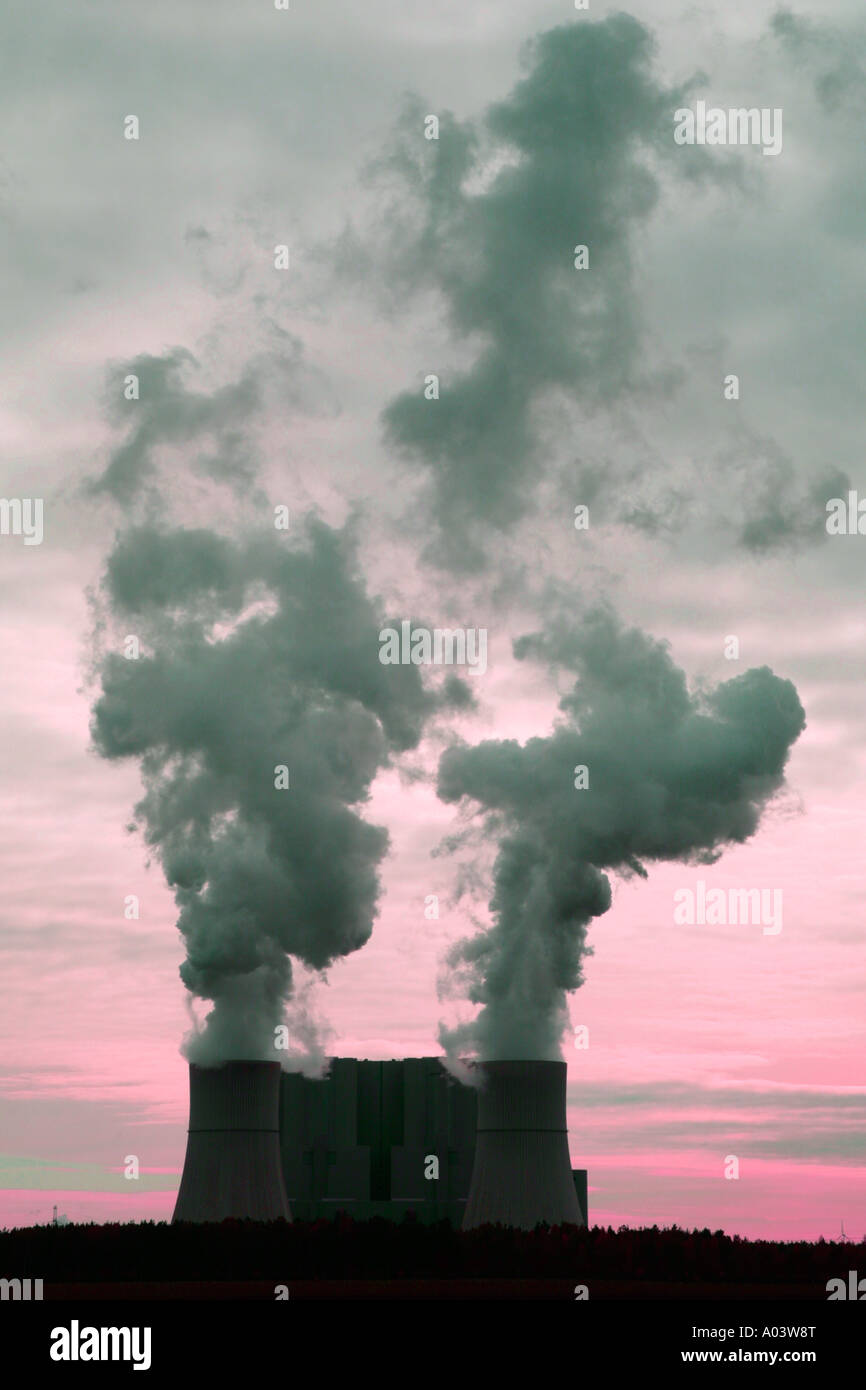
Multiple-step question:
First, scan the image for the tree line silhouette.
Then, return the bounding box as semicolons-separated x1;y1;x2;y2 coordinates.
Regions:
1;1217;862;1286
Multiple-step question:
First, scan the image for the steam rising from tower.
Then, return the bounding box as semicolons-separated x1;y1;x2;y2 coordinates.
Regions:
438;607;806;1062
90;514;470;1063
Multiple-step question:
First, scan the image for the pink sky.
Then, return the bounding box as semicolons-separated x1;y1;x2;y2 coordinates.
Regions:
1;606;864;1240
2;0;866;1242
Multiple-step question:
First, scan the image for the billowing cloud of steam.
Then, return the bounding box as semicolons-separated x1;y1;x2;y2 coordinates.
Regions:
373;15;732;571
82;15;817;1075
771;9;866;116
86;335;329;510
88;349;471;1062
436;608;805;1062
89;349;261;506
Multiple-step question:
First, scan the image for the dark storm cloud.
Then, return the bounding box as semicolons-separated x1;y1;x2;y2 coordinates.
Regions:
436;607;805;1061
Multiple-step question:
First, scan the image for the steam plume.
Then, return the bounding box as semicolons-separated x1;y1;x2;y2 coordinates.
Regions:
374;16;726;571
436;608;805;1061
91;514;465;1062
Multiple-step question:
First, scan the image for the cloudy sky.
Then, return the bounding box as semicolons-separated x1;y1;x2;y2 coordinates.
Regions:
2;0;866;1240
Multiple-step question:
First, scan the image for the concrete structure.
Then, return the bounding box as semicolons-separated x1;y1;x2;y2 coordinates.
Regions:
173;1061;291;1224
279;1056;588;1227
462;1060;585;1231
280;1057;475;1223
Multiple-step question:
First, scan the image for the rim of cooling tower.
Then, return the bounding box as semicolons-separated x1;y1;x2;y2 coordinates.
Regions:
172;1060;292;1224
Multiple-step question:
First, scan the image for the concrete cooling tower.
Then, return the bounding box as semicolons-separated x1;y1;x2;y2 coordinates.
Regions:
462;1059;585;1230
173;1061;291;1224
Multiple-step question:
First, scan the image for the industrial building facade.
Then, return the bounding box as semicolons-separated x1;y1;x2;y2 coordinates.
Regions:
279;1057;588;1226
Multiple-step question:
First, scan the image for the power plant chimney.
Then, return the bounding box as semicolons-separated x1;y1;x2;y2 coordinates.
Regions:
173;1061;291;1223
462;1060;584;1230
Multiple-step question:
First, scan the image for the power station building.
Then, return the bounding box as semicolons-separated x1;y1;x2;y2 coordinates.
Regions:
279;1056;588;1226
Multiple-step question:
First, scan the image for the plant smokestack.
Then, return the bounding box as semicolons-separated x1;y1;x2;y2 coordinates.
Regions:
173;1061;290;1223
462;1059;583;1230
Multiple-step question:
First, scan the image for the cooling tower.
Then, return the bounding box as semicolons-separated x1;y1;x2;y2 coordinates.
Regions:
173;1061;291;1223
462;1060;584;1230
